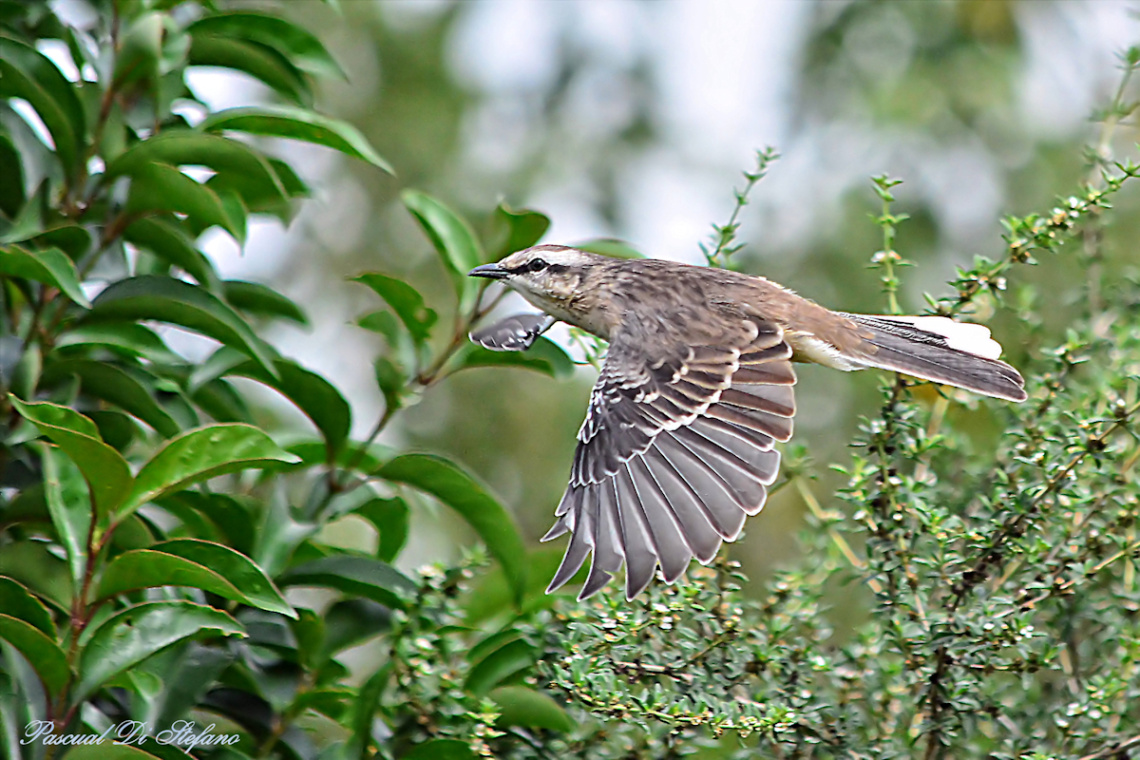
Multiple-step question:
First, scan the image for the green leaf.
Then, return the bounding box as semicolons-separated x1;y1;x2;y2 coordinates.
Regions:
451;337;574;379
43;359;181;437
75;601;244;702
0;244;91;307
357;497;409;563
486;203;550;261
106;130;285;197
465;638;535;695
373;357;407;417
0;614;71;695
187;33;310;105
24;224;93;261
122;162;243;241
489;685;574;732
190;378;254;425
279;555;416;610
375;455;527;606
0;36;86;175
118;423;301;520
106;132;284;231
37;443;92;591
188;12;345;80
158;492;257;555
402;740;475;760
222;357;351;456
86;275;277;377
55;322;182;364
11;396;133;520
352;273;437;344
123;216;218;288
96;539;295;618
223;280;309;325
0;132;25;218
113;12;163;87
64;742;173;759
0;577;55;638
401;190;483;309
201;106;392;173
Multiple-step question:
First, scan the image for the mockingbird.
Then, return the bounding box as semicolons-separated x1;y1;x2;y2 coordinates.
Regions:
468;244;1027;601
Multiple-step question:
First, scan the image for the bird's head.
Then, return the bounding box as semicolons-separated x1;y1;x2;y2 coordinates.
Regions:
468;245;610;327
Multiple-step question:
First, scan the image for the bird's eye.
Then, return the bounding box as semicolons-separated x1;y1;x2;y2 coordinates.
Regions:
528;258;548;273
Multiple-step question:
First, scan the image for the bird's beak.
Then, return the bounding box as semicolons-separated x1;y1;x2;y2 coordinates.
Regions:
468;263;508;280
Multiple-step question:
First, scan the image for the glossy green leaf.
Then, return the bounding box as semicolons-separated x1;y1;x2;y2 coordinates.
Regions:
0;577;55;638
159;492;257;555
119;423;301;519
223;280;308;325
112;129;274;229
352;273;437;344
402;190;483;308
188;12;345;80
55;322;182;364
201;106;392;173
0;614;70;695
356;309;403;345
86;275;277;376
88;410;139;452
451;337;574;379
0;132;24;218
96;539;294;618
222;358;351;456
11;396;132;519
323;598;392;655
123;216;218;287
25;224;93;260
75;601;244;702
375;454;526;605
43;359;181;437
255;496;318;577
188;33;310;105
357;497;409;564
489;685;574;732
465;638;535;695
37;443;92;589
0;244;91;307
112;11;163;87
279;555;416;610
0;36;86;174
106;130;283;192
402;740;475;760
65;743;169;759
190;377;254;424
486;203;550;261
156;539;293;615
123;162;243;241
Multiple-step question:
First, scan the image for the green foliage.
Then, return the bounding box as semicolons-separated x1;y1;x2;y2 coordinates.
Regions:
0;2;568;758
2;2;1139;760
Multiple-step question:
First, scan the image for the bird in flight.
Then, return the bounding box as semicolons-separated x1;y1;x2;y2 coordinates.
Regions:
468;245;1026;601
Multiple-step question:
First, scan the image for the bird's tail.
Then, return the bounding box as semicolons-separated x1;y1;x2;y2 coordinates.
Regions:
841;314;1027;402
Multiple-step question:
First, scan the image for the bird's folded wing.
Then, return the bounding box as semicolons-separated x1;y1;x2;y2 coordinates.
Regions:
542;317;797;601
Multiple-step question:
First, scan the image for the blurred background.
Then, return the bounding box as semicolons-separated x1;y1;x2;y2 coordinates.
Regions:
193;0;1140;585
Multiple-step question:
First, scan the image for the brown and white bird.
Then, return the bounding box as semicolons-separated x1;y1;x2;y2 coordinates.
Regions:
468;245;1026;601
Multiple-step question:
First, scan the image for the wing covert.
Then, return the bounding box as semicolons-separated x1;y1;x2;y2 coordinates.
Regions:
542;317;797;600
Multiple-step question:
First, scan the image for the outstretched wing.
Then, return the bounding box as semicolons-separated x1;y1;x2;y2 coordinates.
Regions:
542;317;796;600
469;313;556;352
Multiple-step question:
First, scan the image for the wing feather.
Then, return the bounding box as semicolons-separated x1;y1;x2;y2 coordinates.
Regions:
545;315;797;598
